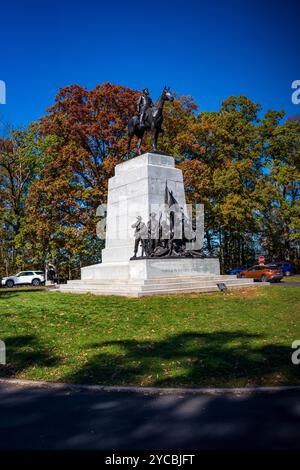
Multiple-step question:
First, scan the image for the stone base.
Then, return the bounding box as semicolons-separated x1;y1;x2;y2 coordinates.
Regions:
57;152;268;297
81;257;220;281
58;258;262;297
129;257;220;279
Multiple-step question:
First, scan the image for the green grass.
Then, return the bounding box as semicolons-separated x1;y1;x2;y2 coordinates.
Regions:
1;286;300;388
282;274;300;282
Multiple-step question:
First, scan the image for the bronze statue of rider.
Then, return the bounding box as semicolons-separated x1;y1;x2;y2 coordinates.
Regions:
136;88;153;127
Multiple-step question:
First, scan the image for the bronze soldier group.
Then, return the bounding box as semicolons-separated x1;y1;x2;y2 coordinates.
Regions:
130;209;202;259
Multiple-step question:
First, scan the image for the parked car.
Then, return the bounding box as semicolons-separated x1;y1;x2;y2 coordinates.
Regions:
266;262;295;276
1;270;45;288
228;264;252;275
238;265;283;283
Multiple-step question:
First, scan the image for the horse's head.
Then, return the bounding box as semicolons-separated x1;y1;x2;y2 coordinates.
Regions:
162;86;174;102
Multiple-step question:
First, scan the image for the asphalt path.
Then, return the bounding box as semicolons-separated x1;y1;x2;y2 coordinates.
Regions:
0;382;299;450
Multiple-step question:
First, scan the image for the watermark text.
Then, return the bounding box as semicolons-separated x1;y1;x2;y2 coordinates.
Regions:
291;340;300;365
291;80;300;105
0;340;6;365
0;80;6;104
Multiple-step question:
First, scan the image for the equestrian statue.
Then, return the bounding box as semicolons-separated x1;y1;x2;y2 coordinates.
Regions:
128;86;174;155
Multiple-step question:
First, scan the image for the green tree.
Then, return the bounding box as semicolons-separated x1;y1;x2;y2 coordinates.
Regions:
0;126;42;275
256;117;300;261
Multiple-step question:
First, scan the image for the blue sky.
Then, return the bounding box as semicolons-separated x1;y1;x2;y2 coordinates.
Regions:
0;0;299;128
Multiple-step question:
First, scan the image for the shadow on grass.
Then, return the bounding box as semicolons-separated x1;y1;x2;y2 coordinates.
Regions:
63;331;298;387
0;287;48;297
0;287;49;300
0;335;62;378
0;291;18;299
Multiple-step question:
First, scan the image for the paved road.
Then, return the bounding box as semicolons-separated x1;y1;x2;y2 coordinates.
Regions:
0;383;299;450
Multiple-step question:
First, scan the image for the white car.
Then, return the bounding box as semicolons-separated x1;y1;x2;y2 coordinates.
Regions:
1;271;45;288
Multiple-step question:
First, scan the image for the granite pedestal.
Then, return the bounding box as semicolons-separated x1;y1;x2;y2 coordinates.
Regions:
59;153;256;296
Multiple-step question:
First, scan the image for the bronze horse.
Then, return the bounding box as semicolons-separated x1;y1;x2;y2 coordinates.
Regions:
127;86;174;155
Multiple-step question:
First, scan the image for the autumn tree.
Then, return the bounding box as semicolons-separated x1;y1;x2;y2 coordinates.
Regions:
0;125;42;275
25;83;139;277
256;115;300;261
161;96;266;270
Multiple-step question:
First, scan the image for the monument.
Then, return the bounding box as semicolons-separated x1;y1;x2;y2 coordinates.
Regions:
59;87;255;296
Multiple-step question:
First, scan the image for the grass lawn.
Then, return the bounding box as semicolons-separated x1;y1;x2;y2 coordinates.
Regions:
282;275;300;282
0;286;299;388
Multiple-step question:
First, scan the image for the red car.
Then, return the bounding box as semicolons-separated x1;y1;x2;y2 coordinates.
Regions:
239;265;283;283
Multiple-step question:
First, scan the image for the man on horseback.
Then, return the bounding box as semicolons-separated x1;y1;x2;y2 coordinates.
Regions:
136;88;153;127
128;86;174;155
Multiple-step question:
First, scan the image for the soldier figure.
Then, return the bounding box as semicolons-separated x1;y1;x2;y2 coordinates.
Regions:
137;88;153;127
160;218;171;249
131;216;148;258
147;212;160;254
47;263;56;282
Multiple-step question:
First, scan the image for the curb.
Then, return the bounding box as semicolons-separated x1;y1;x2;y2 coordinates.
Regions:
0;378;300;396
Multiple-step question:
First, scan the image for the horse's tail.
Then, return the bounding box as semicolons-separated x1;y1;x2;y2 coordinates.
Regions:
128;115;138;135
127;116;137;153
128;117;133;135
